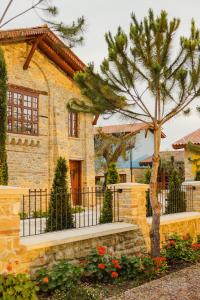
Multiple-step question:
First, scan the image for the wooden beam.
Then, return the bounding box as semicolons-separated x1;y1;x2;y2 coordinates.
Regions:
23;35;44;70
38;40;75;77
8;83;48;96
92;114;100;125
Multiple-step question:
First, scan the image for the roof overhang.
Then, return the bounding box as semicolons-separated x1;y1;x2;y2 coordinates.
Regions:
0;25;85;78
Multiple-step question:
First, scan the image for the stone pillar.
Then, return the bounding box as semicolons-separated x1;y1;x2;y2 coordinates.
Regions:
110;183;150;250
183;181;200;212
0;186;27;272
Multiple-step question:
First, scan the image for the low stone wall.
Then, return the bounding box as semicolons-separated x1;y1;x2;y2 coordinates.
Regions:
147;213;200;246
14;223;147;273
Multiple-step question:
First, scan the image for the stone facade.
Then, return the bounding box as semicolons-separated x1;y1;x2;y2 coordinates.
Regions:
184;149;200;181
2;42;95;190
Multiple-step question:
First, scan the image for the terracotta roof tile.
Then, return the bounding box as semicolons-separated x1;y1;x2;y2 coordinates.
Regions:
172;128;200;149
94;123;147;134
94;123;166;138
140;150;184;166
0;25;85;76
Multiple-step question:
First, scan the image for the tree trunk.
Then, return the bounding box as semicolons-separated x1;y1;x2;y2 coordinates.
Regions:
150;126;161;257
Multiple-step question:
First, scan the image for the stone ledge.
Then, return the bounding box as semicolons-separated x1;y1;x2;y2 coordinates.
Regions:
0;186;29;197
147;212;200;225
20;222;137;251
6;134;41;147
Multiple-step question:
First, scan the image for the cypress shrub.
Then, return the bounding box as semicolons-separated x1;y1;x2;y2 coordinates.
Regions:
100;163;119;223
46;157;74;231
144;168;152;217
0;47;8;185
195;170;200;181
165;169;186;214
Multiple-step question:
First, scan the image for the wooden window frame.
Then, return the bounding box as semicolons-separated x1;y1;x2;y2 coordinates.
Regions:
119;174;127;183
68;111;79;138
7;88;39;136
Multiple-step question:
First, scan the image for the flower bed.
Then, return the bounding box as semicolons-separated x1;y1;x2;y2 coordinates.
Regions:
1;233;200;300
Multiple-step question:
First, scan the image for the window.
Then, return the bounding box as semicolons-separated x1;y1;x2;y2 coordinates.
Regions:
7;89;38;135
119;174;127;183
68;111;78;137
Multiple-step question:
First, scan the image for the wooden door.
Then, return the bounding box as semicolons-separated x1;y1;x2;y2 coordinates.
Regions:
69;160;82;205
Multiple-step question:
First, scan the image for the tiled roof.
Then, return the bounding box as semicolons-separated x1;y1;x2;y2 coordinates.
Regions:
94;123;147;134
139;150;184;166
94;123;166;138
172;128;200;149
0;25;85;76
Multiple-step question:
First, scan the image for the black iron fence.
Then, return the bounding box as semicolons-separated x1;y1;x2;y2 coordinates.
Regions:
146;184;194;217
20;187;120;237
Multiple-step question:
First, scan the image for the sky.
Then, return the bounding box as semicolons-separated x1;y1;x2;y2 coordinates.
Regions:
1;0;200;150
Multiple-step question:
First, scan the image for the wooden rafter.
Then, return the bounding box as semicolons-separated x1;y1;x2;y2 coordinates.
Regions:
92;114;100;125
23;34;44;70
39;40;75;77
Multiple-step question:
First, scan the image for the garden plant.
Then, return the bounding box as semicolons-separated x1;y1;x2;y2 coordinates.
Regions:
100;162;119;224
0;47;8;185
2;233;200;300
46;157;74;231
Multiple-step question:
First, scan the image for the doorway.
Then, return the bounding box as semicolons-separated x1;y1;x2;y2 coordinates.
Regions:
69;160;82;205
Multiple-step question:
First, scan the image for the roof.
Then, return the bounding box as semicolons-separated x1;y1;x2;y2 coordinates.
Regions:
139;150;184;166
172;128;200;149
0;25;85;77
94;123;166;138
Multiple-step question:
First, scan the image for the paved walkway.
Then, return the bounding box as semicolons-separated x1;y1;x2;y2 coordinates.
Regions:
108;264;200;300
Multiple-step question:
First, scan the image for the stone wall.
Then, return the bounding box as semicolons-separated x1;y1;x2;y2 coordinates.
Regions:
0;187;147;274
17;224;146;274
2;42;95;190
158;215;200;245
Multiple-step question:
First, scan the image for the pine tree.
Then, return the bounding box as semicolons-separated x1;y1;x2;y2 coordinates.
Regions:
166;169;186;214
0;47;8;185
69;10;200;256
100;163;119;224
46;157;73;231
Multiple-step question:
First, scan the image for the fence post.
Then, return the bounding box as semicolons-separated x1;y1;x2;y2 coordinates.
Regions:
0;186;28;272
110;183;150;250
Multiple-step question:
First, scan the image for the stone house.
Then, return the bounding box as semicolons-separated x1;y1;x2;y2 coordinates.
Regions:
95;123;166;183
173;128;200;181
139;150;185;184
0;25;95;195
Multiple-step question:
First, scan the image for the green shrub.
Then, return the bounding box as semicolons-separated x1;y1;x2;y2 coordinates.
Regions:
83;246;167;283
0;273;39;300
48;286;99;300
19;211;28;220
161;233;199;262
99;189;113;223
83;246;122;282
120;255;143;279
71;206;85;214
0;47;8;185
35;261;83;293
100;162;119;224
46;157;74;231
165;169;186;214
32;211;48;218
195;170;200;181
